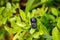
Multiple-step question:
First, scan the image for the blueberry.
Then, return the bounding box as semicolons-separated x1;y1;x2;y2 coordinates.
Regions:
30;17;36;23
31;23;37;28
30;17;37;28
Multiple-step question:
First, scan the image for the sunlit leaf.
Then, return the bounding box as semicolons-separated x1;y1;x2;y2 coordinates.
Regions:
41;0;47;3
6;2;11;9
27;12;30;22
11;22;24;31
52;27;60;40
33;32;40;38
16;22;26;28
19;31;26;40
30;28;36;34
13;31;21;40
4;26;17;34
20;9;27;21
51;8;59;16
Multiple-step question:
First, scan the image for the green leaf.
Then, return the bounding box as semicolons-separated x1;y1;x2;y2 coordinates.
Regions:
33;32;40;38
39;24;49;35
20;9;27;21
2;17;7;24
16;22;30;30
37;8;45;16
42;34;52;40
56;17;60;29
16;22;26;28
41;16;48;25
6;2;11;9
47;14;55;20
2;7;13;18
39;30;44;35
41;0;47;3
19;31;26;40
11;22;24;31
30;10;36;18
13;31;21;40
44;7;48;13
29;28;36;34
4;26;17;34
27;12;30;22
9;16;21;22
0;7;5;14
25;0;35;13
51;8;59;16
13;31;26;40
52;27;60;40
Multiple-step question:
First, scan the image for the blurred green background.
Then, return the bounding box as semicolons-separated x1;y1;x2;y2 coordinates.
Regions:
0;0;60;40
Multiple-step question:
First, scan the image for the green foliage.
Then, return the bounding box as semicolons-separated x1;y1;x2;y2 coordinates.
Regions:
0;0;60;40
25;0;35;13
52;27;60;40
51;7;59;16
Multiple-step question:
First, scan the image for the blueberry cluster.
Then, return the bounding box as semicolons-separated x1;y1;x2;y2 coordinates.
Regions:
30;17;37;29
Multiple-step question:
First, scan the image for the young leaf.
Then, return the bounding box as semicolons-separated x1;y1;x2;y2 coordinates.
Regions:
20;9;27;21
4;26;17;34
33;32;40;38
51;8;59;16
29;28;36;34
52;27;60;40
11;22;23;31
27;12;30;22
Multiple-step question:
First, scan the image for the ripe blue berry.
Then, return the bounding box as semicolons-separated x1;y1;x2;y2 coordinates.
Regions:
30;17;36;23
30;17;37;28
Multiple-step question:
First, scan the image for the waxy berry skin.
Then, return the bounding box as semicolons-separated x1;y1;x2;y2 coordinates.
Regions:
30;17;37;28
30;17;37;23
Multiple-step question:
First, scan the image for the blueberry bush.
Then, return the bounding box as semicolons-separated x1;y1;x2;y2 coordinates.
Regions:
0;0;60;40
